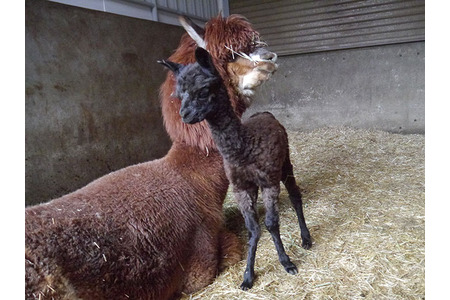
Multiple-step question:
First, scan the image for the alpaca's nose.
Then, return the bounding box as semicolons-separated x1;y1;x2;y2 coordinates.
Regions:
261;51;277;62
251;48;278;62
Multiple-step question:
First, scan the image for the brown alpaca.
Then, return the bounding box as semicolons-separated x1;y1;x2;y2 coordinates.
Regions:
25;15;278;300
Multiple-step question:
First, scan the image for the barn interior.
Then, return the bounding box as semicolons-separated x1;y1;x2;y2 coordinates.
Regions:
25;0;425;299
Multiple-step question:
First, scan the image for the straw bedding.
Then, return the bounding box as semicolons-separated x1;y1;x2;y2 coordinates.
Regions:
182;127;424;300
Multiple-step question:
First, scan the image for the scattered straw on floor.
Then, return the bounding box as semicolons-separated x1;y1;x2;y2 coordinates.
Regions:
182;127;424;300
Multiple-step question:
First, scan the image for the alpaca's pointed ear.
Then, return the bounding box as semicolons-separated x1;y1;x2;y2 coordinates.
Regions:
195;47;217;74
157;60;183;75
178;15;206;49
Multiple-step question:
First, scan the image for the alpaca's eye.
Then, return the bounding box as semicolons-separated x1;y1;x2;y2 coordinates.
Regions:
199;90;209;98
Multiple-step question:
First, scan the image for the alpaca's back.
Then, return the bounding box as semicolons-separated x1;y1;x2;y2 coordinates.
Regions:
223;111;289;188
244;111;288;164
245;112;288;145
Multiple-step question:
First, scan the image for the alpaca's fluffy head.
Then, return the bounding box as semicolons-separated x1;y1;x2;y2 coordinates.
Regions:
179;14;278;108
227;48;278;103
159;14;278;151
159;48;223;124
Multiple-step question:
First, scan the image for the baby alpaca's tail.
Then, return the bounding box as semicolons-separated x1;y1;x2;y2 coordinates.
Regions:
281;150;302;202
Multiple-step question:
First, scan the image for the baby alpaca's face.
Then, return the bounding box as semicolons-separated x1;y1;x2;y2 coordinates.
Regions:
158;47;225;124
176;64;222;124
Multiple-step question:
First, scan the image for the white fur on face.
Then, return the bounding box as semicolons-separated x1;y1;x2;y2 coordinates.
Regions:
239;61;278;96
241;70;265;96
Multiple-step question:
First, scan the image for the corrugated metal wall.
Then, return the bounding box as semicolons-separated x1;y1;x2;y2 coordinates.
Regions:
230;0;425;56
50;0;228;26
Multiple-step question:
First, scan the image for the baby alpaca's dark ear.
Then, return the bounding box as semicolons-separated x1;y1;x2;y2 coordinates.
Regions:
195;47;217;74
157;60;183;75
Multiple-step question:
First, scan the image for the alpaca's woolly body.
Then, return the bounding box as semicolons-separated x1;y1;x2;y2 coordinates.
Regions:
25;15;277;300
26;145;235;299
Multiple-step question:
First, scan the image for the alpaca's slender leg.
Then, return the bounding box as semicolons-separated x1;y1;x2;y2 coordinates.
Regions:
262;185;298;274
241;209;260;290
235;187;260;290
281;155;312;249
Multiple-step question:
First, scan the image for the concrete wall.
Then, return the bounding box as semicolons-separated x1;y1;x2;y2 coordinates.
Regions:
26;0;425;206
245;42;425;134
26;0;184;206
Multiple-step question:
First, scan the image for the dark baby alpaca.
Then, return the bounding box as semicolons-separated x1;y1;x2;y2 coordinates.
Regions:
159;48;312;290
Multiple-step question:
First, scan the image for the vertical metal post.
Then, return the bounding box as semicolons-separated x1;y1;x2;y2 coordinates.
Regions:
149;0;158;21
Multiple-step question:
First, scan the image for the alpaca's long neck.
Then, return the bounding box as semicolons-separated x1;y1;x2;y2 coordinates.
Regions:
206;86;250;164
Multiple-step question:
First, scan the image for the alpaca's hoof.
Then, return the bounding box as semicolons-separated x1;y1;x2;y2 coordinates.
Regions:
284;262;298;275
302;236;312;249
240;280;253;291
241;270;255;290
